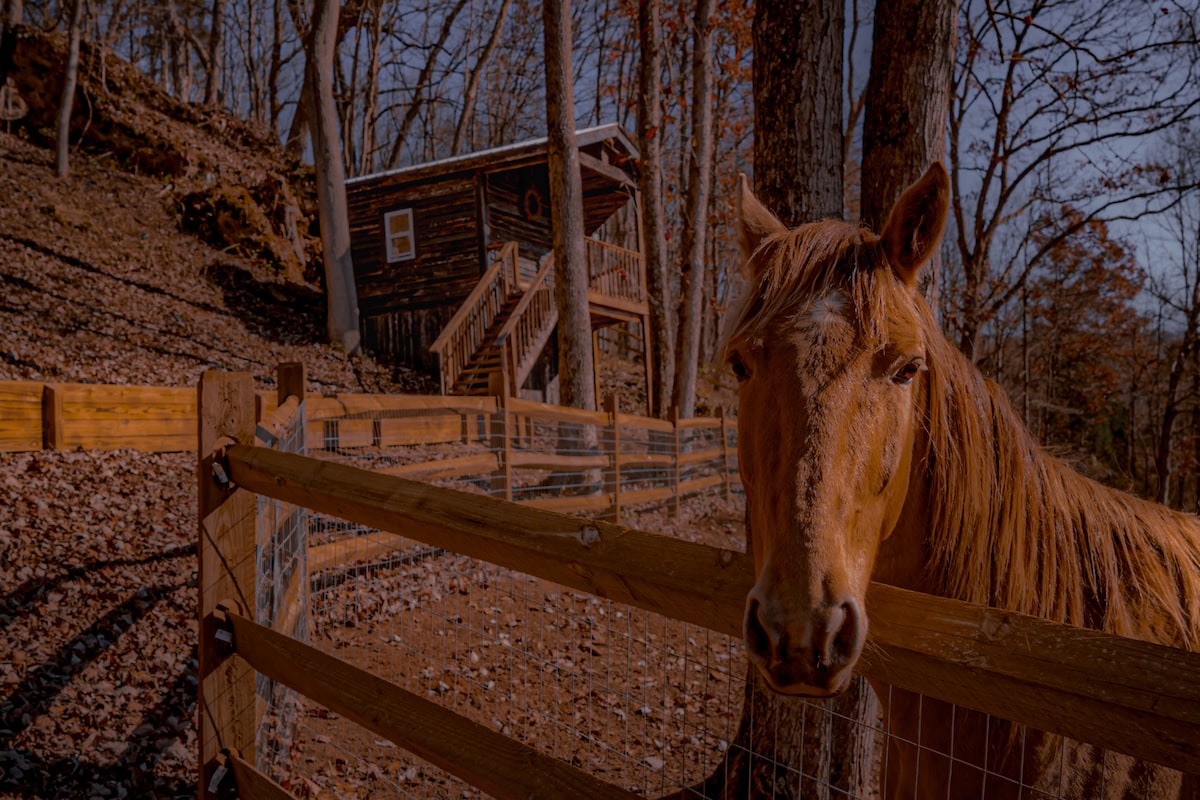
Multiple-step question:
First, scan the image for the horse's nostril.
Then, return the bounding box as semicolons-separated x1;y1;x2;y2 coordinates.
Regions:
743;596;773;664
829;597;864;665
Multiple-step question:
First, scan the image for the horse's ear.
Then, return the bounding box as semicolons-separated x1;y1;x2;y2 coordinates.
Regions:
880;162;950;286
737;172;786;269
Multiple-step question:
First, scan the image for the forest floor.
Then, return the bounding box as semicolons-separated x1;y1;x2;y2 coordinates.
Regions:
0;117;743;797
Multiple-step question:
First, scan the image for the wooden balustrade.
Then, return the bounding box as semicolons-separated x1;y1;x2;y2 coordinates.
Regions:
429;243;520;395
586;238;645;305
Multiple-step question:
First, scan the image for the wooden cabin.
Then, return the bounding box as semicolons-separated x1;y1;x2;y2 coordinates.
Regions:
346;124;652;404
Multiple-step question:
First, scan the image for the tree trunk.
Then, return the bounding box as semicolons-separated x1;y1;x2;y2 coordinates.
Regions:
1155;345;1188;505
687;1;877;798
55;0;85;179
637;0;674;418
543;0;594;414
309;0;359;354
751;0;843;225
859;0;955;310
203;0;223;105
670;0;715;420
0;0;23;91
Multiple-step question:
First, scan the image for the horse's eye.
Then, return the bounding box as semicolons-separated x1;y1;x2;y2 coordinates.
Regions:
729;353;751;383
892;358;924;385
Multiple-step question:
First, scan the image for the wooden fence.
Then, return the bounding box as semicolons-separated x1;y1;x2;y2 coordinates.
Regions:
2;375;737;521
197;367;1200;800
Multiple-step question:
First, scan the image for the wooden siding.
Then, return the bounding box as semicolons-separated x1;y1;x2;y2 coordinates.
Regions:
485;166;553;271
348;173;483;316
362;305;455;374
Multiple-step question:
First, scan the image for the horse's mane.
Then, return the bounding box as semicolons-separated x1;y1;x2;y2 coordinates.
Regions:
920;306;1200;649
729;219;1200;651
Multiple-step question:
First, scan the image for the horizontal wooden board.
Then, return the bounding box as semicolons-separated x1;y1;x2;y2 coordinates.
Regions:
378;415;462;446
675;416;723;430
55;383;197;451
378;453;500;481
308;531;409;575
308;393;496;419
618;486;675;506
507;396;609;427
508;451;610;470
519;493;615;514
0;381;43;451
226;610;639;800
615;411;674;433
336;419;374;449
677;448;722;467
615;452;674;469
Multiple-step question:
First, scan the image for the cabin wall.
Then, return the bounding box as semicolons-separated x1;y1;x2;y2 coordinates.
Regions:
347;173;484;372
485;167;553;281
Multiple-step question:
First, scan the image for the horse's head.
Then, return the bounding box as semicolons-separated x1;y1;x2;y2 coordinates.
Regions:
727;164;950;696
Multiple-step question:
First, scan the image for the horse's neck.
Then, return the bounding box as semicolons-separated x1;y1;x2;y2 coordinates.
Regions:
882;352;1200;647
873;419;939;594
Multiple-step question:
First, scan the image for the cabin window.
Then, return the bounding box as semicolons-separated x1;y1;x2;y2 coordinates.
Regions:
384;208;416;262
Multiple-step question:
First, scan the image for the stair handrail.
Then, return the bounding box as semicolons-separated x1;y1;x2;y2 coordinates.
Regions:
430;242;521;395
494;251;558;396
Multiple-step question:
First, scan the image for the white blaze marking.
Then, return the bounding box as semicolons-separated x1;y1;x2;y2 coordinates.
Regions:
809;291;848;327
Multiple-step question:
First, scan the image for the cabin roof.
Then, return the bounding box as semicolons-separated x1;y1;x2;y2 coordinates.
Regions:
346;123;639;188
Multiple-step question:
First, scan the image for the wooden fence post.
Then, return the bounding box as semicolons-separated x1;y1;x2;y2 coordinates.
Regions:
277;362;306;409
489;372;512;501
42;383;63;450
718;407;732;501
670;406;681;517
198;370;258;795
604;394;621;523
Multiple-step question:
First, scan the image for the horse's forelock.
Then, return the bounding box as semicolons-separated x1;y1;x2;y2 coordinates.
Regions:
724;220;890;354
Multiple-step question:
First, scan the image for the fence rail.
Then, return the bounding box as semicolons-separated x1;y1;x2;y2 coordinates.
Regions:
2;375;737;521
197;367;1200;800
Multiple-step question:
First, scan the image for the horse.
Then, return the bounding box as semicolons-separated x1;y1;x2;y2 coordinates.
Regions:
725;163;1200;799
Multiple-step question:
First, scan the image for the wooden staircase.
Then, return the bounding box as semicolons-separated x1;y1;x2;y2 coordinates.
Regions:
445;299;518;395
431;239;647;397
430;243;558;396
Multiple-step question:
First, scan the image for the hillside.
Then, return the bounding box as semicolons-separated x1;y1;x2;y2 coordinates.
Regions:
0;130;429;393
0;104;437;796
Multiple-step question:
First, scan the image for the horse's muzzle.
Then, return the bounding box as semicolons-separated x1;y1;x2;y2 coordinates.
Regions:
742;590;865;696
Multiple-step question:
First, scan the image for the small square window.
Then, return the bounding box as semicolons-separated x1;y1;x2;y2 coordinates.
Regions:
384;208;416;262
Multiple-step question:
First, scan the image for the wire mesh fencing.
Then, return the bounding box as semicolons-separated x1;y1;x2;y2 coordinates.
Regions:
227;387;1196;800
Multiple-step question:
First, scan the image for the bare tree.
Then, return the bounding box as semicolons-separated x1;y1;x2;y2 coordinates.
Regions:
55;0;85;179
203;0;223;104
383;0;469;169
451;0;512;156
947;0;1200;362
1145;134;1200;505
671;0;715;418
858;0;956;306
637;0;673;418
0;0;22;91
682;0;850;797
543;0;594;413
308;0;359;353
751;0;843;226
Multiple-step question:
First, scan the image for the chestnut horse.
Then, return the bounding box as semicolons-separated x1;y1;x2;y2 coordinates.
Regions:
727;164;1200;799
